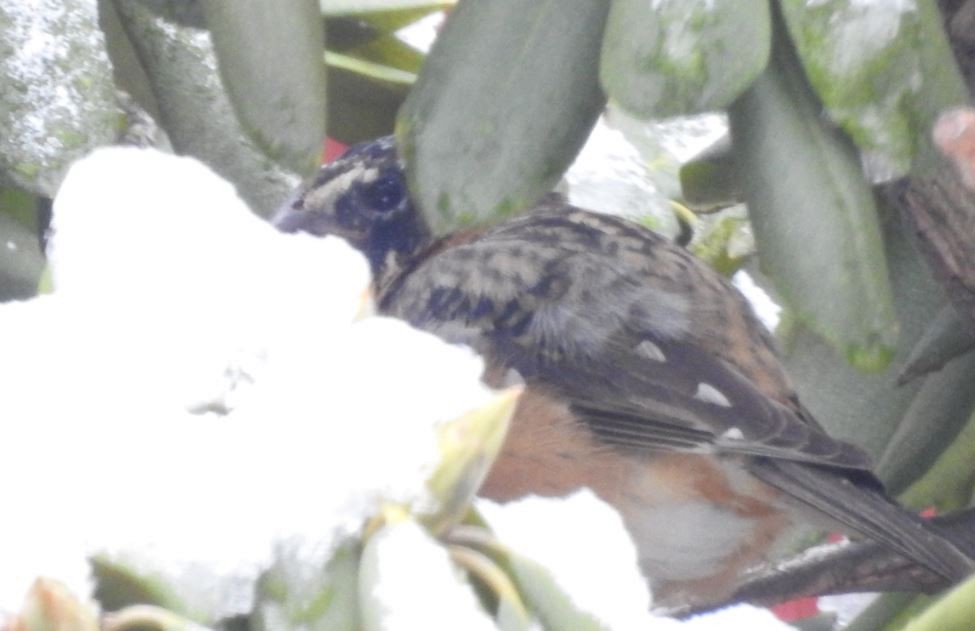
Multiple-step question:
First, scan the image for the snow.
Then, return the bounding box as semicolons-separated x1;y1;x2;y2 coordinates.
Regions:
733;270;782;332
480;490;653;629
363;519;497;631
0;147;794;629
0;147;495;617
479;491;793;630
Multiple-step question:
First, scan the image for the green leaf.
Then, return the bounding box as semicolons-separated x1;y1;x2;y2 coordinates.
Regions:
779;0;969;176
900;575;975;631
775;206;945;460
324;6;446;36
425;387;519;534
326;51;416;85
679;136;743;210
898;408;975;511
875;351;975;496
730;14;897;370
844;593;920;631
397;0;609;233
688;209;753;277
251;540;361;631
113;1;301;217
90;556;193;618
0;188;45;301
503;548;607;631
327;63;410;144
897;305;975;385
446;544;532;630
90;554;249;626
325;18;425;72
600;0;770;118
203;0;327;176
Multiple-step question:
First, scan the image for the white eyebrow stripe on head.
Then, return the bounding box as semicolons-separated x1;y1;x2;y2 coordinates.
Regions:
304;166;379;211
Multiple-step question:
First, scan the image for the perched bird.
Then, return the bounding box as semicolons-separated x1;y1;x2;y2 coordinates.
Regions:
273;136;974;607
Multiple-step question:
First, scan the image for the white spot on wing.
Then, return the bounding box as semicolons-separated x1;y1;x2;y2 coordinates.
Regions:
694;382;731;407
635;339;666;362
721;427;744;441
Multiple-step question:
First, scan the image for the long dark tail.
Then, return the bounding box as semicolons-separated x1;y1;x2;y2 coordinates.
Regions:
749;458;975;582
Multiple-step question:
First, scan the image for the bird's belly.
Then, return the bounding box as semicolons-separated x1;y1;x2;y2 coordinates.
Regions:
479;388;796;607
618;451;794;606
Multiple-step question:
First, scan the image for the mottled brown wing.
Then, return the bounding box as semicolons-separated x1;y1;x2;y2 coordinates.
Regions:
381;205;975;580
381;206;869;470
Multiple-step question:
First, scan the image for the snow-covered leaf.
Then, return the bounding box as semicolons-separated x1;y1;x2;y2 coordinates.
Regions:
252;541;361;631
0;0;121;195
358;519;495;631
601;0;770;118
896;305;975;385
779;0;969;175
112;0;299;217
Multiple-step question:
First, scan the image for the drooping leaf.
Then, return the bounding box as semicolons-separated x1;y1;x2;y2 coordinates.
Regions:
0;188;45;301
90;554;251;626
397;0;609;233
503;548;607;631
326;52;416;85
445;543;533;631
679;135;743;210
90;556;192;618
730;14;897;370
775;207;944;460
898;574;975;631
326;62;410;145
112;0;300;217
325;18;425;73
875;351;975;495
779;0;969;176
424;387;519;534
203;0;327;176
600;0;770;118
898;408;975;512
897;304;975;385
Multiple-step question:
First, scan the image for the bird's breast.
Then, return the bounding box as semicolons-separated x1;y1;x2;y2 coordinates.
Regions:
480;386;797;607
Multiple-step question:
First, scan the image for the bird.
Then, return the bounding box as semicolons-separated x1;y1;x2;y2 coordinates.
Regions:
272;136;975;608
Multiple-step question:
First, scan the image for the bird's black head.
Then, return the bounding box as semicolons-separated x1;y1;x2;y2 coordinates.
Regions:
273;136;432;278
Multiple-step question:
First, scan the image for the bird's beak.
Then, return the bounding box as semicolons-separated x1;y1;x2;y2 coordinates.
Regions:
270;193;307;233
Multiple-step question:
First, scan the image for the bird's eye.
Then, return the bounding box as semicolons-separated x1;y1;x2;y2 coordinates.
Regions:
361;170;405;212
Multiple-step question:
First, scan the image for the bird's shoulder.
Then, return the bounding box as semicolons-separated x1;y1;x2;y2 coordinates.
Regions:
379;200;872;471
383;202;784;394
